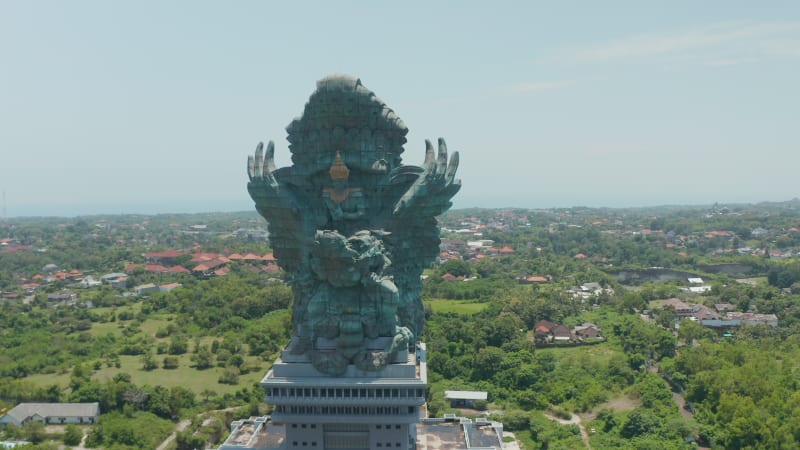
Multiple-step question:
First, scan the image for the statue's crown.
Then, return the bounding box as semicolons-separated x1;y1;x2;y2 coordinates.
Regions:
285;74;408;175
329;152;350;181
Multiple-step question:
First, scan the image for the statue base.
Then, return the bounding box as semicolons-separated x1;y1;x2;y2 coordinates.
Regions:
260;340;428;450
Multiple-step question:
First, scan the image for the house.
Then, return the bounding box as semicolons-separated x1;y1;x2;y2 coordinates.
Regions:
662;298;694;318
262;264;281;274
576;326;601;339
574;323;602;339
444;391;488;409
700;312;779;328
134;283;158;295
441;273;460;282
0;402;99;427
568;282;614;301
533;320;557;344
101;272;129;289
169;265;190;274
79;276;102;288
534;320;557;334
192;257;230;276
145;249;185;264
21;283;41;293
552;324;573;341
727;312;779;327
144;264;170;274
519;275;548;284
714;303;736;312
159;282;182;292
687;285;712;293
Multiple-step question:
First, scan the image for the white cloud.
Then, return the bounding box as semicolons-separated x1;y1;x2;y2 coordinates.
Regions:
571;21;800;65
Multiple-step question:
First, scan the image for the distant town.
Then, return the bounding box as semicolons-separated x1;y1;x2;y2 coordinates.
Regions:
3;200;800;448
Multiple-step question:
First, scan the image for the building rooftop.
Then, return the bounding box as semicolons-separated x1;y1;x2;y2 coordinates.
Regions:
219;418;285;450
444;391;488;401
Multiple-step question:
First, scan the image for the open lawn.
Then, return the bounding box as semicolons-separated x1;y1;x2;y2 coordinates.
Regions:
26;371;71;388
87;320;127;338
88;313;204;341
424;298;488;315
25;353;269;396
537;342;618;366
93;354;268;394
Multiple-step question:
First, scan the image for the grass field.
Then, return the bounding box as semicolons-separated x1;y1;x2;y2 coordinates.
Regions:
25;310;270;396
537;342;618;364
26;352;269;396
93;354;268;394
424;298;488;315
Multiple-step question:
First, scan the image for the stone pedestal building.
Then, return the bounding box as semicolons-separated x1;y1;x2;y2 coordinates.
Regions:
261;339;427;450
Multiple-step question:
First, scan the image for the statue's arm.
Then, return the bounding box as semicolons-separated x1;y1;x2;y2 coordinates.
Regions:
393;138;460;218
247;140;300;211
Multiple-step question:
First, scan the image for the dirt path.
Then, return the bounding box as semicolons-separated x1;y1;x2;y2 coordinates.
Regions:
544;412;590;449
156;419;191;450
154;406;240;450
673;392;693;420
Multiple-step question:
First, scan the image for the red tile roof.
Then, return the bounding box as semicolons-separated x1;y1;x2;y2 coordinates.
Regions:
262;264;281;273
193;258;228;272
191;252;219;262
146;250;185;258
526;276;548;283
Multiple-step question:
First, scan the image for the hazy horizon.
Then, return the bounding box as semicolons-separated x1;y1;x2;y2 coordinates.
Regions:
4;194;799;220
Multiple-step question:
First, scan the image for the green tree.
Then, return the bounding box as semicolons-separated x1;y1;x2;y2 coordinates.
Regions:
141;352;157;371
162;356;179;369
440;259;472;277
23;420;46;444
200;388;218;403
63;424;83;446
191;346;215;369
621;409;662;438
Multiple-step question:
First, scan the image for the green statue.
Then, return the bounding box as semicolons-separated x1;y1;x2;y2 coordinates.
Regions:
247;74;460;375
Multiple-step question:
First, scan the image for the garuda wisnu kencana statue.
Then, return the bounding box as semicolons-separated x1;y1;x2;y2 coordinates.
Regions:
247;74;460;375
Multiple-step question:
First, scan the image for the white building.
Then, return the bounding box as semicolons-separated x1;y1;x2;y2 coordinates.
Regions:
0;403;99;427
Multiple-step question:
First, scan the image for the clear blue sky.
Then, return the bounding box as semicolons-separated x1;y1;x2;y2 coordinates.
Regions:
2;1;799;217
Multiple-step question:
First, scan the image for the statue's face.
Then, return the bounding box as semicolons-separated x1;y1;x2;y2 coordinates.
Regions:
316;256;362;287
310;231;364;287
